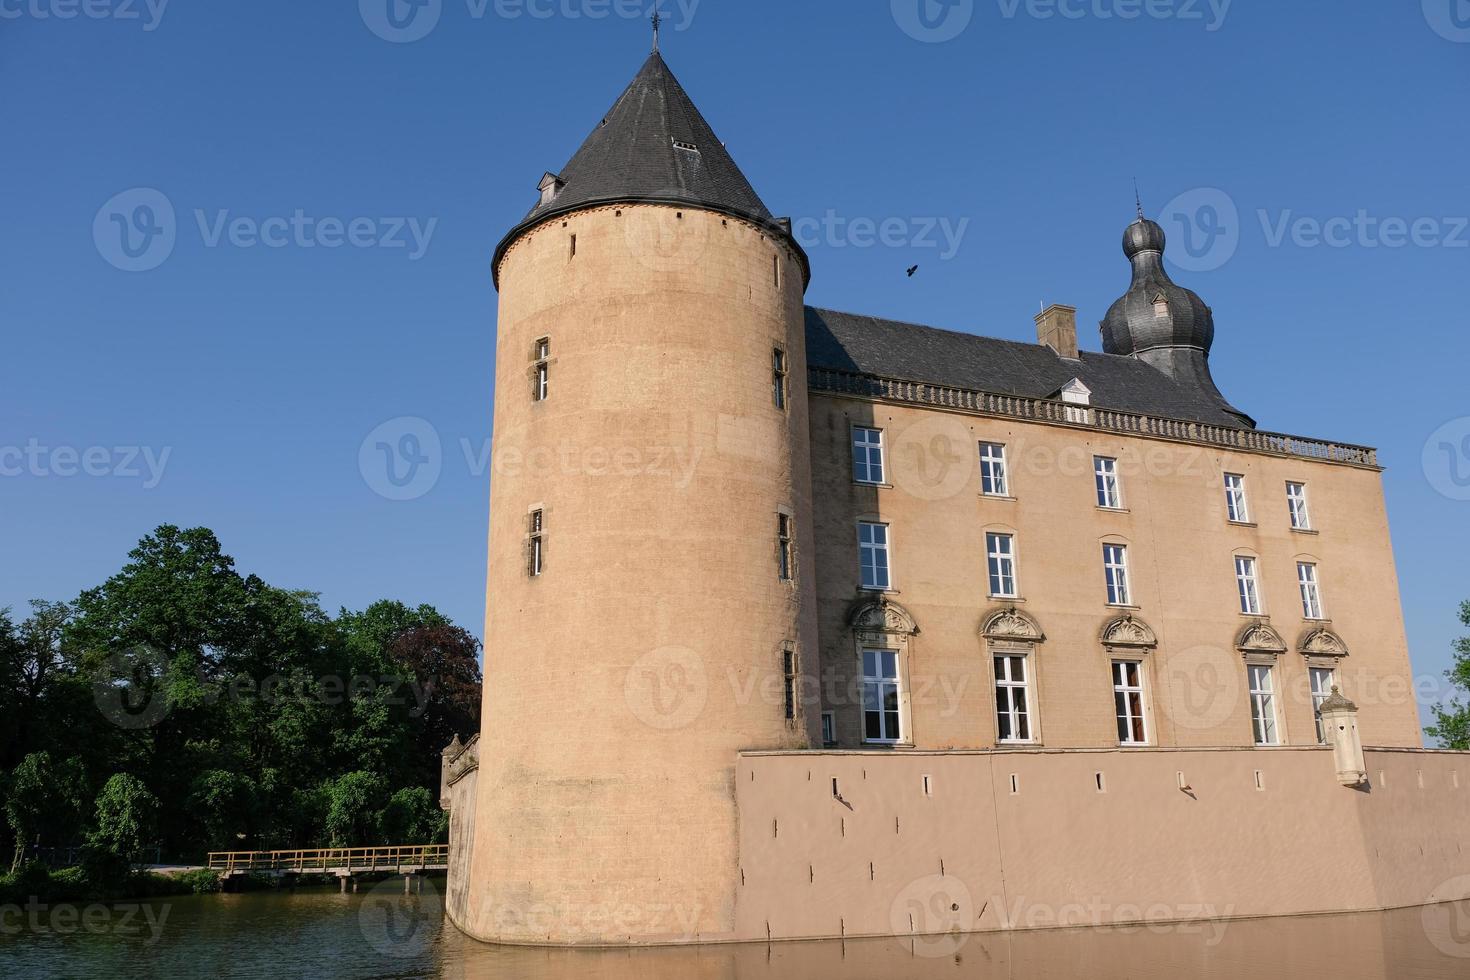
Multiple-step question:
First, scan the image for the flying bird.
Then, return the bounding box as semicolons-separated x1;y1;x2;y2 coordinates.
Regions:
906;265;919;277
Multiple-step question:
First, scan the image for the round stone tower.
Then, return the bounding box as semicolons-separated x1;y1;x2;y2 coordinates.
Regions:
455;50;819;945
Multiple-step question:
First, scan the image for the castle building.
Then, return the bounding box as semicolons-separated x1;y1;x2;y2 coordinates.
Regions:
442;46;1467;948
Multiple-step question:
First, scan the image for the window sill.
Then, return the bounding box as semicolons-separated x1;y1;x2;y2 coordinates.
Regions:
980;493;1017;502
1228;520;1258;528
854;481;892;490
1097;506;1130;514
989;595;1025;603
1106;603;1141;611
861;741;914;749
1238;610;1267;618
1291;527;1319;535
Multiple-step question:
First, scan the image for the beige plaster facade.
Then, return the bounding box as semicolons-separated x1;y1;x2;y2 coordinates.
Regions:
809;393;1421;754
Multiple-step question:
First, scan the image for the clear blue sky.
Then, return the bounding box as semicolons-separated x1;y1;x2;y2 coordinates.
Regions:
3;1;1467;728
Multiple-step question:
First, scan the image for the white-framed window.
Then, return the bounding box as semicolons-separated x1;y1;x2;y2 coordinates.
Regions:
820;711;836;747
1224;473;1250;523
862;649;902;744
772;348;788;412
1287;482;1312;530
1235;556;1262;615
1095;456;1123;509
857;522;891;591
528;510;544;577
852;427;885;485
979;442;1009;497
777;513;793;582
1298;562;1325;620
1113;660;1148;745
986;532;1018;598
532;337;551;402
994;654;1032;743
1103;544;1131;606
1249;664;1279;745
1310;667;1336;744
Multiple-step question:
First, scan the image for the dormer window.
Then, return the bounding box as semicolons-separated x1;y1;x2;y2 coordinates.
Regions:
538;172;565;206
671;139;699;153
1152;292;1169;319
1059;378;1092;423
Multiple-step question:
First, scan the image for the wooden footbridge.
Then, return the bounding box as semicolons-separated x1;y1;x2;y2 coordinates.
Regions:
207;845;448;891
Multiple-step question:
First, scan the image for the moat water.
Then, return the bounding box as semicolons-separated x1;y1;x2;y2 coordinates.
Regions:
3;881;1469;979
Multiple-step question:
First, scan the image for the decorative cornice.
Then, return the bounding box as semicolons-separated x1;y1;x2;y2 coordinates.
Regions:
848;597;919;637
1100;614;1157;650
1237;622;1288;655
1300;627;1349;658
981;606;1045;644
443;733;480;787
808;367;1379;470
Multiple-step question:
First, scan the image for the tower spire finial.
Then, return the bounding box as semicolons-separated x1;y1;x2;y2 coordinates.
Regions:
1133;178;1144;219
651;10;661;52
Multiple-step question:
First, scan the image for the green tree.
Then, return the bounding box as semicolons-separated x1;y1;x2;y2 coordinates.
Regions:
188;770;261;852
1427;601;1470;748
323;771;387;847
90;773;160;866
3;752;87;872
379;786;446;844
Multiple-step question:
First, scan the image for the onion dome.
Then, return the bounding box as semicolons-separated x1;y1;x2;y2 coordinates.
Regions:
1102;216;1252;427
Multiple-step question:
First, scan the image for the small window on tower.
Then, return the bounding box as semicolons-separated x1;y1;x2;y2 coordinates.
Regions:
533;337;550;402
772;348;788;411
777;513;794;582
528;510;544;577
569;234;577;259
782;648;797;721
1153;293;1169;318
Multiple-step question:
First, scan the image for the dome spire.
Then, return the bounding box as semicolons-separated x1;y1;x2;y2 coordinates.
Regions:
1101;212;1254;428
651;10;661;52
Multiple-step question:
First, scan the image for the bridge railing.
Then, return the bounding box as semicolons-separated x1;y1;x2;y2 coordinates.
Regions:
206;844;449;874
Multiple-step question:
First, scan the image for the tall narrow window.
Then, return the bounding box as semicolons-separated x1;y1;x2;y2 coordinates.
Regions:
862;649;902;743
1249;664;1279;745
857;522;891;591
533;337;550;402
773;254;782;289
979;443;1009;497
1287;482;1312;530
772;348;788;411
777;513;793;582
1235;556;1262;615
1113;660;1147;745
782;648;797;721
1103;544;1131;606
1310;667;1336;744
852;427;885;485
1224;473;1250;523
994;655;1031;743
528;510;544;577
1298;562;1324;619
821;711;836;747
569;233;577;259
986;532;1018;598
1095;456;1123;509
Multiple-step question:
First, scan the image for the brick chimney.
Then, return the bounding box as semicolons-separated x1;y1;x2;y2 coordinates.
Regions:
1036;304;1078;359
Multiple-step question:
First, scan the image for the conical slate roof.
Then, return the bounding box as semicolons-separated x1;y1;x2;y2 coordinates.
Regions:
494;51;800;285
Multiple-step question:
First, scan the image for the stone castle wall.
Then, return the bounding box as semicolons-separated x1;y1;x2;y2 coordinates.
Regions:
733;746;1470;943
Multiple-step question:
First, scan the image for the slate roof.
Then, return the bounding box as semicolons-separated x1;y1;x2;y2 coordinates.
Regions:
494;52;801;283
805;307;1255;429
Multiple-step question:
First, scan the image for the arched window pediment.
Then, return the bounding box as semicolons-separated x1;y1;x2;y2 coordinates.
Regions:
980;606;1045;644
1100;614;1157;651
848;597;919;638
1300;627;1349;658
1236;622;1288;656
